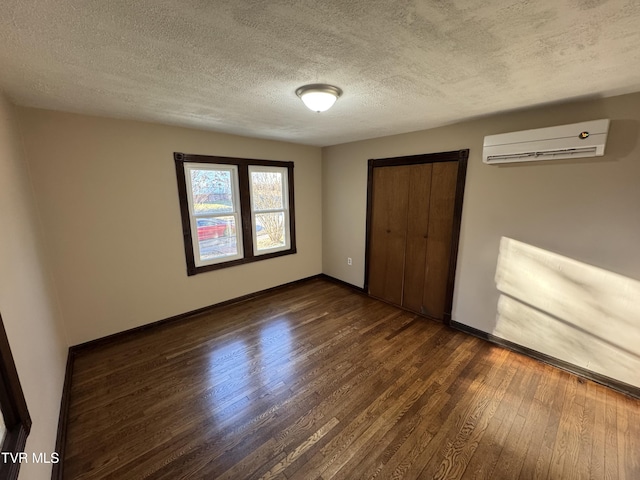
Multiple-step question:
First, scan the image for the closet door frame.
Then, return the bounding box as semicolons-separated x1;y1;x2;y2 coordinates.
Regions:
364;149;469;325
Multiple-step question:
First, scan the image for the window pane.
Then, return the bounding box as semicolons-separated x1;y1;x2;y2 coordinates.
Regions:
251;171;283;211
190;169;235;214
197;216;239;261
255;212;286;251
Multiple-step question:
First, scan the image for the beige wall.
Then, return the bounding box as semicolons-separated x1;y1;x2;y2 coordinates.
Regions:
0;94;68;478
323;92;640;386
18;109;323;345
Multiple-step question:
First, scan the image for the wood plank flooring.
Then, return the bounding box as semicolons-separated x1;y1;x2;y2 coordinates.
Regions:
63;277;640;479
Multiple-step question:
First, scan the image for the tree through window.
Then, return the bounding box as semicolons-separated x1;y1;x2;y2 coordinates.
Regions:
249;166;290;254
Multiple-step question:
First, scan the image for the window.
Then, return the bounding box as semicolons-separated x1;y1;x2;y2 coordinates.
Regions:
249;166;291;255
0;313;31;480
174;153;296;275
185;163;243;266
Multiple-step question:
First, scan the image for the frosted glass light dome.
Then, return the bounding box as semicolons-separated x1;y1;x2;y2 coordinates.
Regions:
296;84;343;112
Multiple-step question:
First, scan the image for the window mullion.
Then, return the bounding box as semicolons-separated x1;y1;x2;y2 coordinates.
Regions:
287;165;296;253
237;165;254;259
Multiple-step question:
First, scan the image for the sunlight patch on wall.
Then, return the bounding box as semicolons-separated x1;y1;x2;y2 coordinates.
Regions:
494;237;640;388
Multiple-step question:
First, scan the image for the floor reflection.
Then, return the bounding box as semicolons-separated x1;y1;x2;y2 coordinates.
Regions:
257;318;293;385
207;339;250;424
206;317;294;423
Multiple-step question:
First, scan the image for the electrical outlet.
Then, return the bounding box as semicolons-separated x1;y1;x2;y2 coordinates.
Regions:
347;257;352;266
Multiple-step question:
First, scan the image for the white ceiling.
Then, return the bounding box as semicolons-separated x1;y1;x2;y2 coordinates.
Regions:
1;0;640;147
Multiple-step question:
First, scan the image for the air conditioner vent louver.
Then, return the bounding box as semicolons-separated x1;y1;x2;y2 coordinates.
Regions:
483;120;609;165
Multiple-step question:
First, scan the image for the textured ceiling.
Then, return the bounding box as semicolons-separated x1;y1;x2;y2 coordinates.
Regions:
1;0;640;146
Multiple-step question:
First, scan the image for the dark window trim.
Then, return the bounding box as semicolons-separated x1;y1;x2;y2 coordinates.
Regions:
363;149;469;325
174;152;296;276
0;313;31;480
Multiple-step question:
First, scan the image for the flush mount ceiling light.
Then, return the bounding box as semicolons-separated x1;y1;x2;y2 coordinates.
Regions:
295;84;343;112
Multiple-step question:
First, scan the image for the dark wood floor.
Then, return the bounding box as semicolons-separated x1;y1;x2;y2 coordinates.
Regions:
63;277;640;479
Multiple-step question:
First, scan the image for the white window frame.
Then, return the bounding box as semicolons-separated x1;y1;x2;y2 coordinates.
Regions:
184;162;244;266
248;165;291;256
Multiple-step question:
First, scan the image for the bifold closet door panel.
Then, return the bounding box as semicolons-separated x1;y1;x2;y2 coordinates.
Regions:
422;161;458;319
368;166;410;305
402;163;433;312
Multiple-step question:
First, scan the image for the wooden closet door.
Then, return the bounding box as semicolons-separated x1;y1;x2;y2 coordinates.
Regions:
366;150;467;323
422;161;459;319
368;166;411;305
402;164;433;312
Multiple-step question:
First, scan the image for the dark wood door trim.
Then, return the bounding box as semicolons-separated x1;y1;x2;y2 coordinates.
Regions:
0;313;31;480
367;150;465;168
443;150;469;323
364;149;469;325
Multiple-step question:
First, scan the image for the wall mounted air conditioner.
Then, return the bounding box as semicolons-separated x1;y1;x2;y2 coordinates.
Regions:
483;119;610;164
